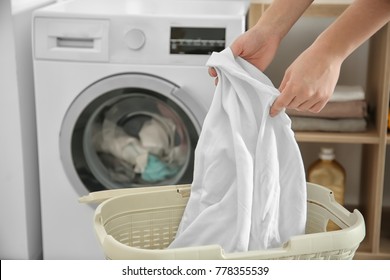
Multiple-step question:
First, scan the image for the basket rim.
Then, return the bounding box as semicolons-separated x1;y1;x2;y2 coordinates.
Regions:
92;183;366;259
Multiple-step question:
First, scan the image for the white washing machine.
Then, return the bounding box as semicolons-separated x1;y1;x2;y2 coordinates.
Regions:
33;0;247;259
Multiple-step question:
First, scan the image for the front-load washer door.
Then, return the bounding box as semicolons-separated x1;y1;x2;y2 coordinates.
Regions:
60;74;200;194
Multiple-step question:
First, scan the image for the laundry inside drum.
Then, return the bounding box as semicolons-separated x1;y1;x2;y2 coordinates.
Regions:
73;90;197;191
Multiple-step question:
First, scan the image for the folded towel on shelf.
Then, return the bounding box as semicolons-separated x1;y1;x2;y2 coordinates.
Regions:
291;117;367;132
330;85;365;102
168;48;307;253
286;100;368;119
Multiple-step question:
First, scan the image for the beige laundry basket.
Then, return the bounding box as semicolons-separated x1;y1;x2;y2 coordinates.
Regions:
80;182;365;260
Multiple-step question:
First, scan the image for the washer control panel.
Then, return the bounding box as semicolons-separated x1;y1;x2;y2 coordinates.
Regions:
34;0;248;65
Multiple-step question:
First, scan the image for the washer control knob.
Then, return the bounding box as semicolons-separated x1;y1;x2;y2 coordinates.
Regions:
124;29;146;50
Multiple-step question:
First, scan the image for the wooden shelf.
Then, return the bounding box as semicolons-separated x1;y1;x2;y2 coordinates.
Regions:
355;251;390;260
380;207;390;255
294;128;379;144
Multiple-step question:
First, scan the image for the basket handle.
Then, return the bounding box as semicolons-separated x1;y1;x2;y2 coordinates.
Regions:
93;212;107;246
307;182;357;227
79;184;191;204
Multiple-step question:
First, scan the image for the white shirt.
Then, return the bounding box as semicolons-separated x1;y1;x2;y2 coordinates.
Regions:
168;48;307;253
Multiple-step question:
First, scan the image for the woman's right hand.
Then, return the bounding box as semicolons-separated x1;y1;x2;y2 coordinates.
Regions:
230;24;281;72
208;24;282;85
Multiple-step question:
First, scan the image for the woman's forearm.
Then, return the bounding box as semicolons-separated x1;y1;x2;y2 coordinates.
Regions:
312;0;390;61
256;0;314;39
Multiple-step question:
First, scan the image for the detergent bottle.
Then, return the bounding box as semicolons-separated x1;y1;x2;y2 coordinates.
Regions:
308;147;346;231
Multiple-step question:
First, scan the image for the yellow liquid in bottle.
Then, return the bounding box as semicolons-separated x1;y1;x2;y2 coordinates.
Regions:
308;148;346;231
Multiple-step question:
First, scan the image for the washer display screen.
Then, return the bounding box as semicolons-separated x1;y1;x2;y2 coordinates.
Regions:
170;27;225;55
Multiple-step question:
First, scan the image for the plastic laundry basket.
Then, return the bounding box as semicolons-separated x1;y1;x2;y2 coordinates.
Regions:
80;182;365;260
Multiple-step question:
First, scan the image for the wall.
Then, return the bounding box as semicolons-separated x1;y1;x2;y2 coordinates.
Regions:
0;0;38;260
0;0;54;260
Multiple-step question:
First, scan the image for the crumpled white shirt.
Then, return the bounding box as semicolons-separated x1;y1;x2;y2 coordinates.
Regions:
168;48;307;253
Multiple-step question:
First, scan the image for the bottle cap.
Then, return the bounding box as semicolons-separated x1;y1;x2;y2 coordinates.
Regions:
319;147;335;161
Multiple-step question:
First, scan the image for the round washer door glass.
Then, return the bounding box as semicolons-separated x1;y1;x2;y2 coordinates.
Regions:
61;74;199;193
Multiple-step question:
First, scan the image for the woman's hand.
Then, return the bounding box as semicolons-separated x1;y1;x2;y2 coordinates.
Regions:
208;24;282;85
270;43;343;117
270;0;390;117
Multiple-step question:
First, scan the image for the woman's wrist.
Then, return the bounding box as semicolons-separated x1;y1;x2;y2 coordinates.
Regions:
252;20;283;49
255;0;313;41
310;33;349;64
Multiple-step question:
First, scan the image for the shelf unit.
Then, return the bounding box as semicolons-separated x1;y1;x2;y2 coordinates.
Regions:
248;1;390;259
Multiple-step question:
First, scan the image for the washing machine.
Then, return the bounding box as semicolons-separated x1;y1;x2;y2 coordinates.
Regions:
33;0;248;259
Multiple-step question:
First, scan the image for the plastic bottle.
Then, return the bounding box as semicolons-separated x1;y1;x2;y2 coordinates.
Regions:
308;147;346;231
